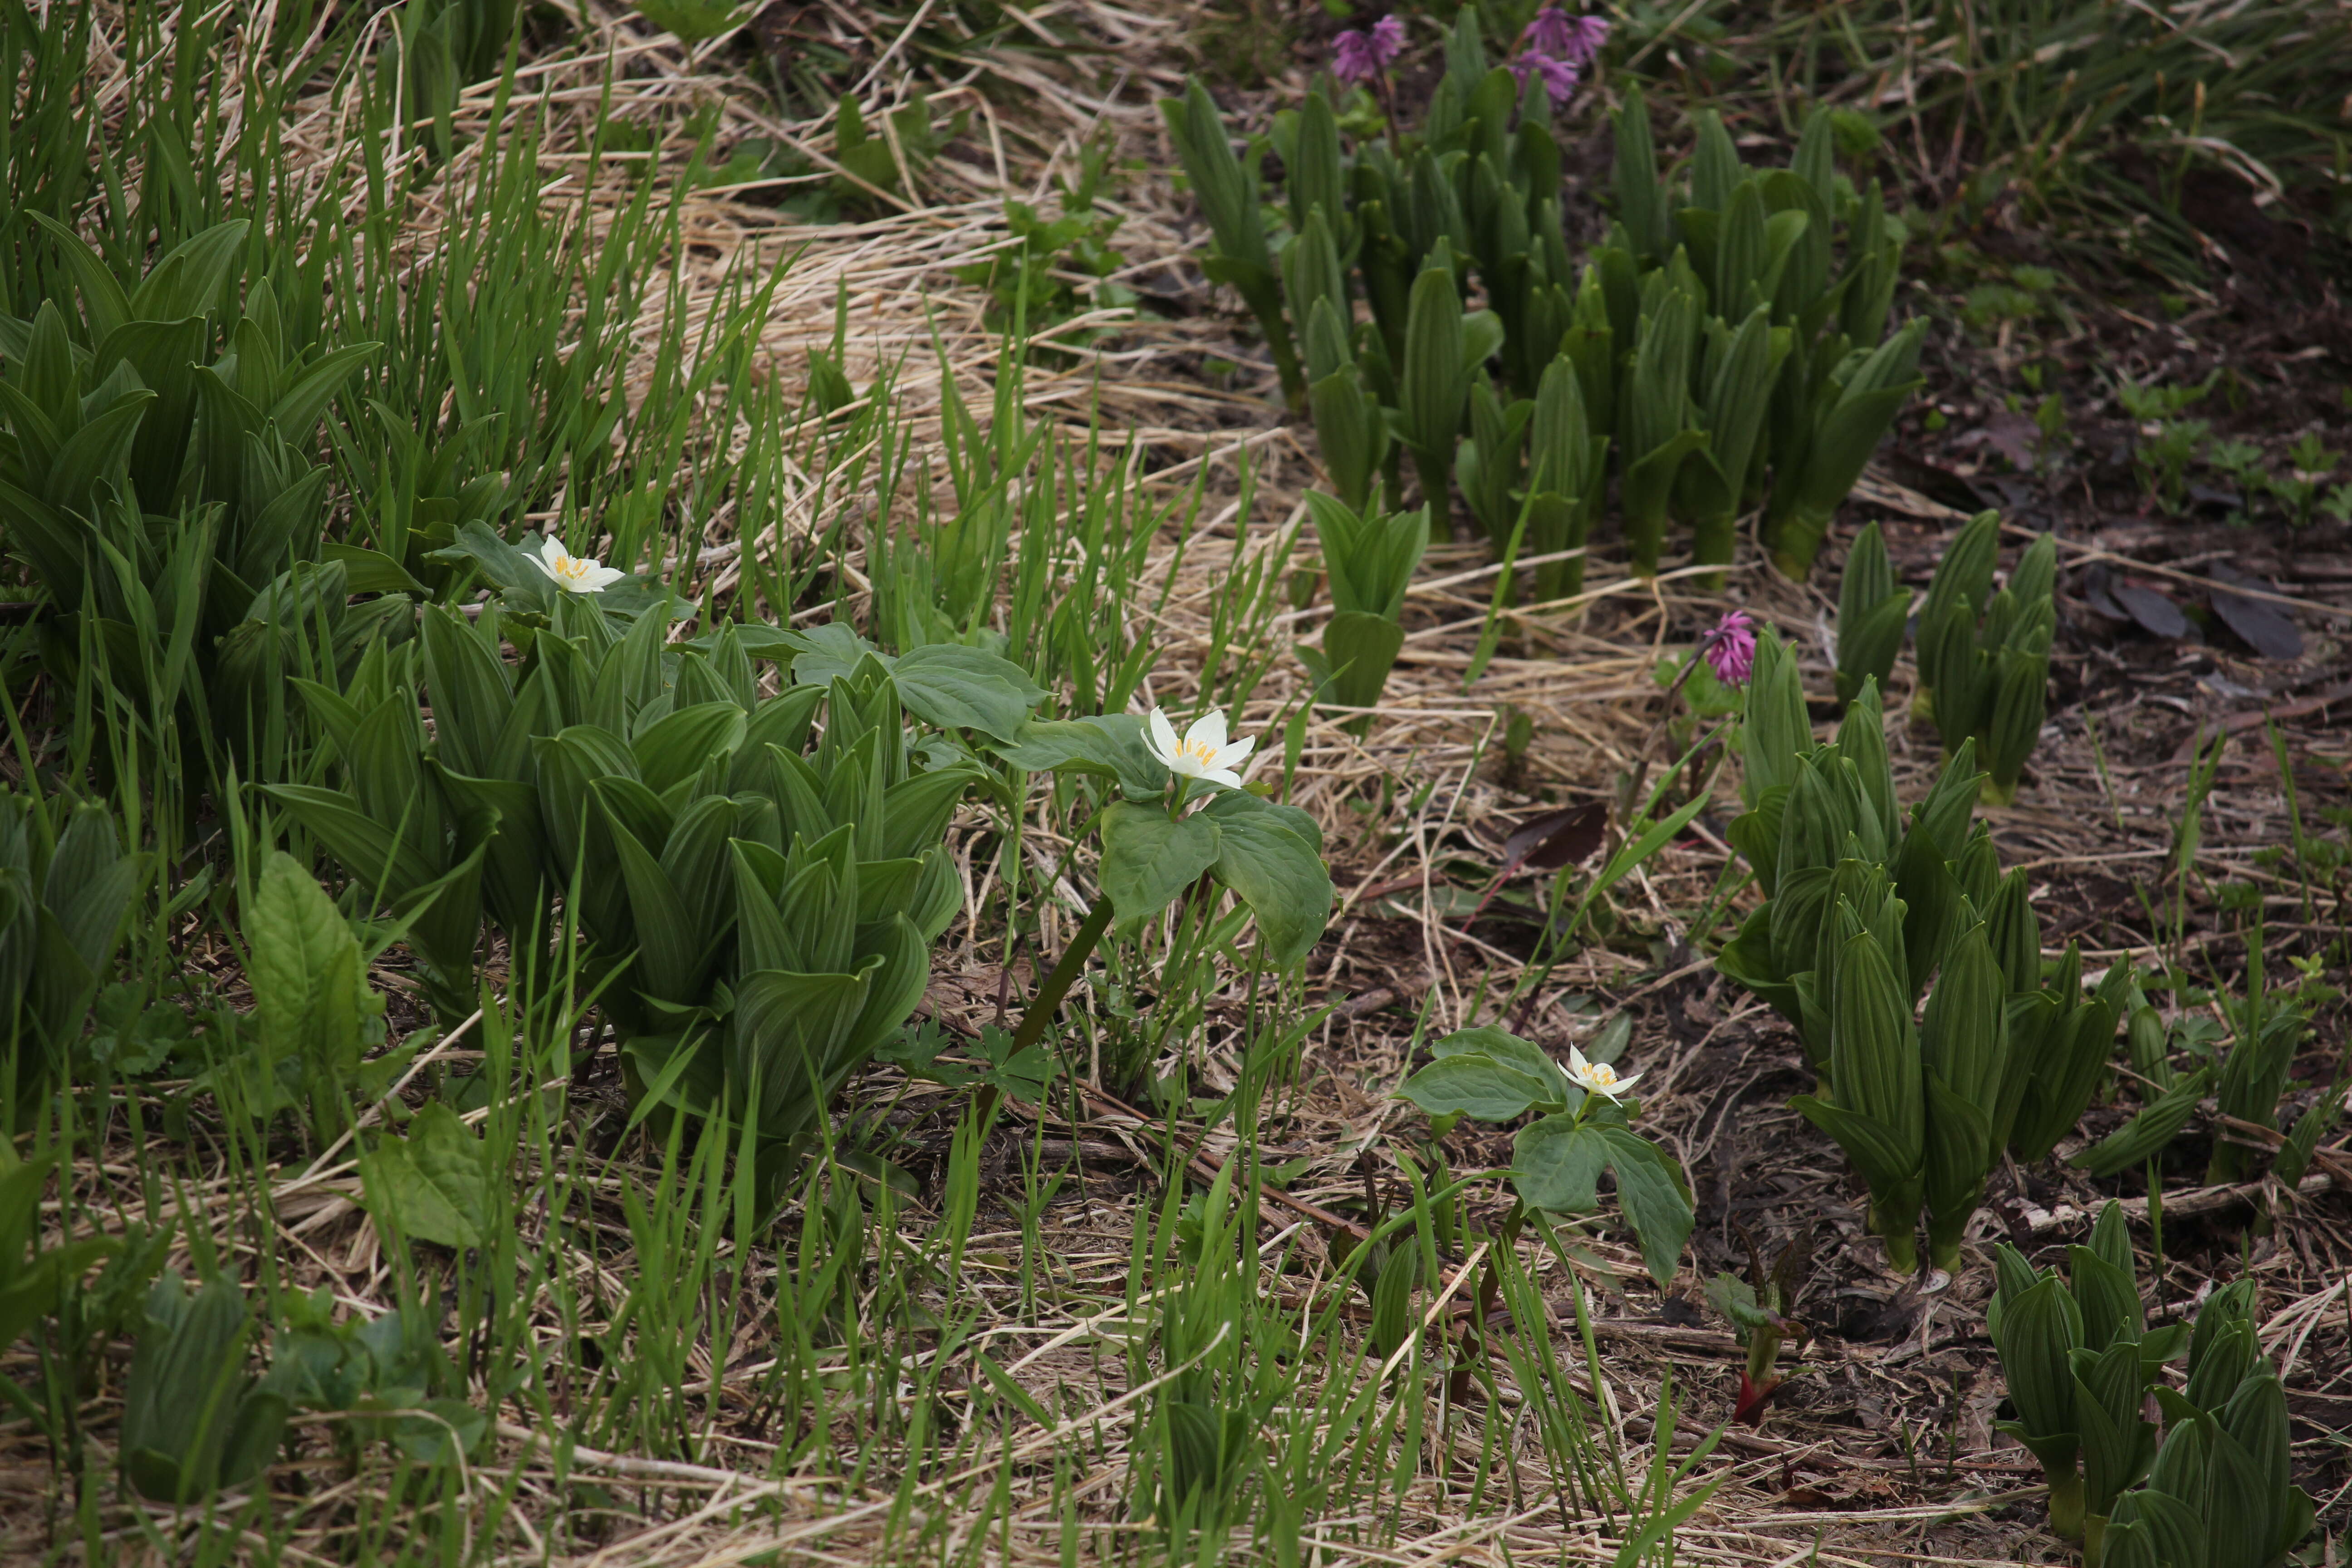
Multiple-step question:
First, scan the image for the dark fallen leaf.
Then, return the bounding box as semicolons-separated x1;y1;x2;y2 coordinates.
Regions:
1658;1295;1705;1328
2081;563;2126;621
1885;450;1984;512
1964;410;2041;470
2206;568;2304;660
1970;473;2040;514
2186;482;2244;512
1499;800;1608;874
2112;582;2190;639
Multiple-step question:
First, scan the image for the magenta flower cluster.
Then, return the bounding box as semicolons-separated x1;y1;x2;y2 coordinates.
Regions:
1510;6;1609;105
1331;15;1407;85
1700;610;1757;686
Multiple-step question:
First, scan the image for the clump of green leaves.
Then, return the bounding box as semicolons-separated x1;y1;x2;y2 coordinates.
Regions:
1916;510;2058;805
267;574;1053;1201
0;1148;119;1356
2117;373;2219;511
1986;1204;2185;1546
119;1273;288;1503
1164;53;1917;585
1294;491;1427;734
1989;1217;2313;1567
1716;629;2126;1270
269;1287;485;1465
2206;946;2313;1186
824;91;961;216
0;789;145;1121
956;136;1132;350
1397;1024;1694;1287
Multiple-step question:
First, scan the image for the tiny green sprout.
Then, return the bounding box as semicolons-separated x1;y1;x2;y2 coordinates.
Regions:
1828;108;1880;158
1503;705;1536;767
2034;393;2066;443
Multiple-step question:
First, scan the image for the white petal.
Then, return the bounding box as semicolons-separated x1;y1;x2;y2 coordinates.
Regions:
1185;708;1229;755
1203;767;1242;789
584;565;626;590
1146;708;1181;766
1610;1070;1642;1094
1567;1045;1591;1076
539;536;569;568
1210;735;1256;771
527;552;560;582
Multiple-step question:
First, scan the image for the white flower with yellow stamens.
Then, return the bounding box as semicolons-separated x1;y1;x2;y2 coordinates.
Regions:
1145;707;1254;789
528;536;627;595
1566;1045;1640;1102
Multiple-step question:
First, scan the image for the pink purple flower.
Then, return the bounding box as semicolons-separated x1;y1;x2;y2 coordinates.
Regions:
1700;610;1756;686
1333;15;1406;84
1526;8;1611;64
1508;50;1582;104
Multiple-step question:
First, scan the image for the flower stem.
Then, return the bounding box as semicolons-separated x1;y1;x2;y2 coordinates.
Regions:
1009;899;1117;1057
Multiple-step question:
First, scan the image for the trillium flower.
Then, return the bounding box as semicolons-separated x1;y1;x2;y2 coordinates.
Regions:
528;536;627;595
1567;1044;1641;1102
1700;609;1756;686
1146;707;1255;789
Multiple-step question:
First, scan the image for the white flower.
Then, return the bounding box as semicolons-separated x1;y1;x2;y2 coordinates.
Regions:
1566;1045;1641;1102
528;536;627;595
1145;707;1255;789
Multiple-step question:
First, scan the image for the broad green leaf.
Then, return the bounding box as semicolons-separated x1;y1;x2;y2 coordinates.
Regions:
1319;612;1405;715
2073;1066;2210;1177
1429;1026;1572;1100
892;643;1047;741
1201;802;1330;967
1597;1125;1694;1287
631;701;747;796
363;1103;492;1250
1098;803;1220;925
988;715;1168;799
1398;1053;1560;1122
1994;1275;2085;1447
1513;1115;1606;1214
245;852;367;1077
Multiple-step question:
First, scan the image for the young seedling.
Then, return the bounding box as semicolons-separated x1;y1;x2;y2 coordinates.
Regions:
1705;1220;1815;1425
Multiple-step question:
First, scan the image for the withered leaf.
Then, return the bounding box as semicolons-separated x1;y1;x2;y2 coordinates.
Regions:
2111;582;2189;639
2207;571;2303;661
1499;800;1608;874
